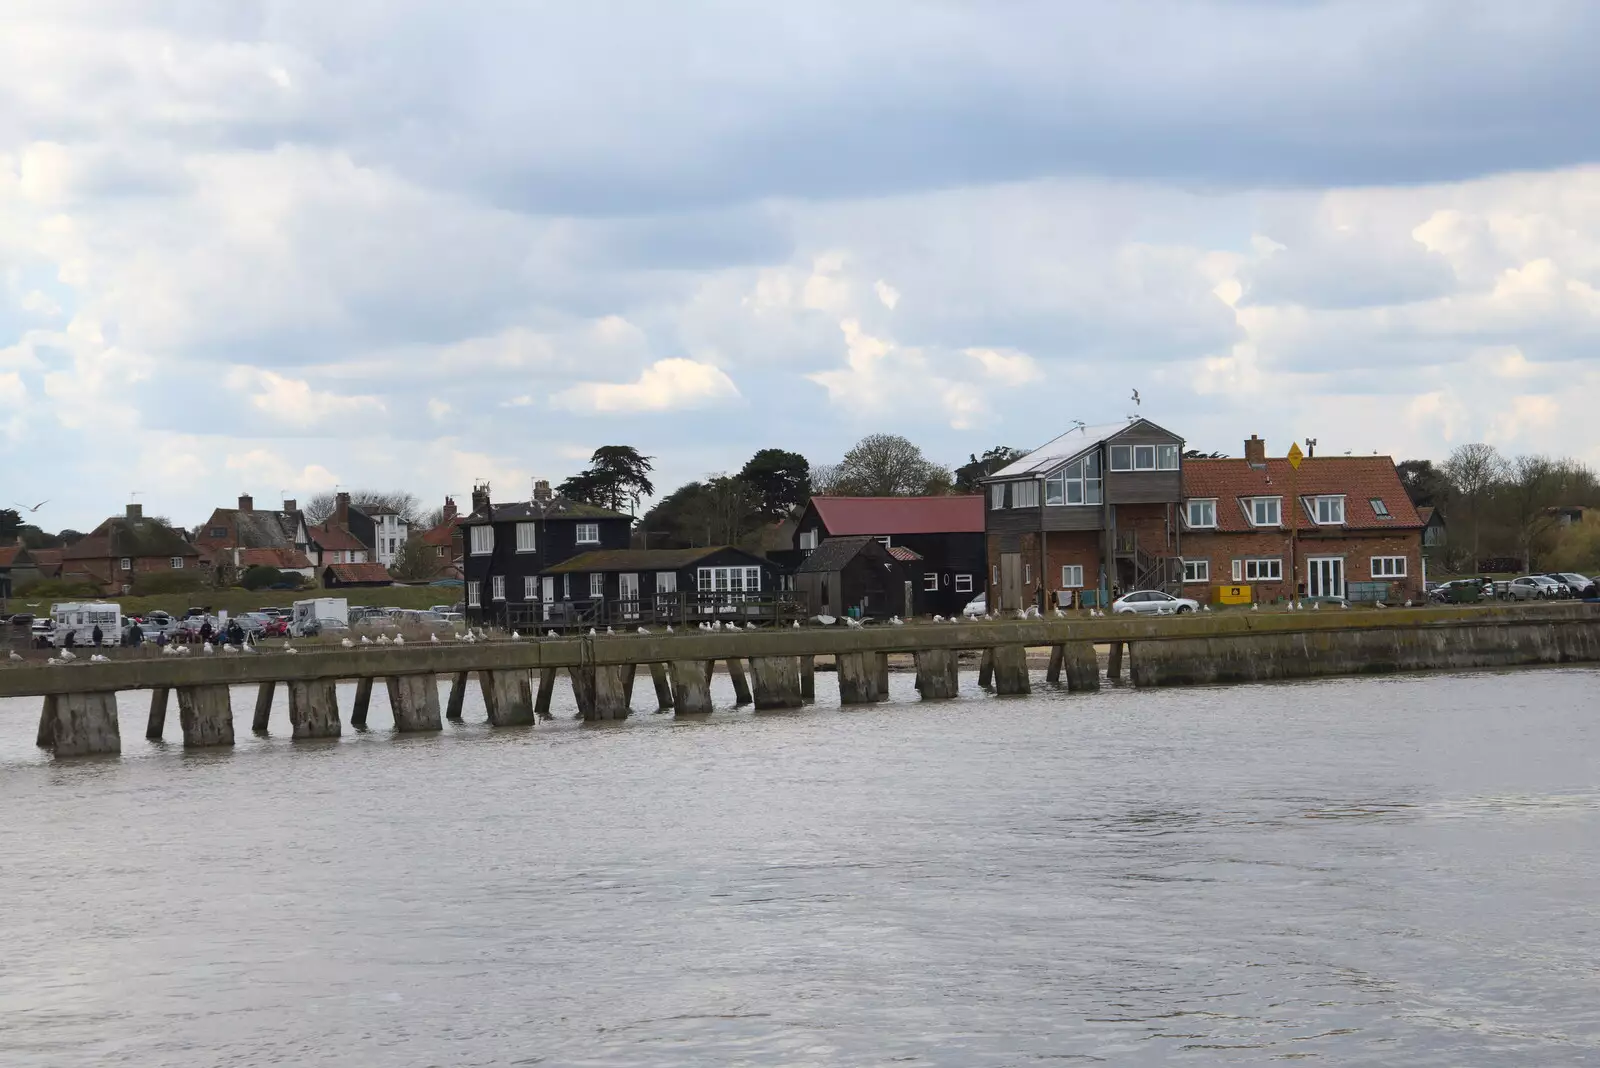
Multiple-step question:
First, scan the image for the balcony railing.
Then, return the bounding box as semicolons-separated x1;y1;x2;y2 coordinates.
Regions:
485;591;809;632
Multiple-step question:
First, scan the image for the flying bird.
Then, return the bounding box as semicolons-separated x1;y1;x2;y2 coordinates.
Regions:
1130;389;1140;407
12;500;48;513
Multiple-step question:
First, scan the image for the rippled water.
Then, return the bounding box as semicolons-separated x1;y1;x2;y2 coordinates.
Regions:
2;666;1598;1066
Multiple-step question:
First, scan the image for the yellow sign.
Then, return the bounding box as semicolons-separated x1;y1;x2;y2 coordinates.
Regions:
1286;442;1304;469
1215;584;1253;605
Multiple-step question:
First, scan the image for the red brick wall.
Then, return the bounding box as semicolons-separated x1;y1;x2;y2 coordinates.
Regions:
1117;503;1177;554
1178;530;1423;603
77;555;193;592
986;530;1106;609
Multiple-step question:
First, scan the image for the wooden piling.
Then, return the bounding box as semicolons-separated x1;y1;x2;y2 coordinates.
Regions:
569;665;596;719
446;671;468;721
748;655;803;710
914;649;959;699
837;652;880;704
535;668;558;720
146;687;170;740
43;692;121;757
978;648;995;688
649;662;674;710
672;659;714;714
799;656;815;701
1107;640;1124;681
1061;641;1101;692
351;676;374;729
386;674;443;731
991;644;1031;695
589;665;631;721
36;694;56;748
1046;645;1064;684
874;652;890;702
177;684;235;748
288;678;342;739
482;669;535;726
727;658;753;706
249;680;275;733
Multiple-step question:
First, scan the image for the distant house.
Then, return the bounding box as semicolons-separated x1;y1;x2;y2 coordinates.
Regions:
459;480;634;624
60;504;202;594
367;506;409;568
321;562;395;588
418;496;464;580
790;496;985;617
196;495;316;579
982;418;1187;611
793;535;909;620
1418;506;1447;570
539;546;778;624
309;493;373;567
1180;436;1425;603
0;542;47;597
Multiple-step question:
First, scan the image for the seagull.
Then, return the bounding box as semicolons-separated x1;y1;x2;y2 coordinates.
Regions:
224;644;240;653
393;634;404;646
605;626;614;635
1375;601;1387;609
7;650;20;662
1130;388;1140;407
59;648;77;661
547;630;558;638
789;621;797;629
431;633;440;643
588;628;597;636
454;632;465;641
1053;609;1064;619
728;621;742;630
285;646;299;655
341;637;354;648
90;654;109;663
241;641;258;652
1202;604;1212;612
637;626;650;635
1312;601;1321;611
1250;603;1259;612
1340;601;1350;609
377;634;391;644
889;615;905;626
844;616;864;629
360;635;372;645
177;645;191;655
1404;599;1413;608
933;614;945;623
46;657;62;666
511;631;521;640
12;499;48;513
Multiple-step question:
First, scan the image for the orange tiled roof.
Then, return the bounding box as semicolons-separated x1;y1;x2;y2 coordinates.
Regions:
1183;456;1422;533
237;548;314;570
324;562;392;584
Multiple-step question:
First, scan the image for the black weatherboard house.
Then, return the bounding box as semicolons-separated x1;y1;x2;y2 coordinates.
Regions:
540;546;781;626
459;480;633;625
793;535;909;620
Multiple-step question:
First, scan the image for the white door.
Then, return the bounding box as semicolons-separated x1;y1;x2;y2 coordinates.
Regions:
1308;557;1344;599
541;576;555;621
619;573;640;619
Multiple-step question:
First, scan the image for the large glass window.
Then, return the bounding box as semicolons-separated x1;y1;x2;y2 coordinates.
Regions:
989;484;1006;510
1243;558;1282;581
1051;454;1103;506
589;573;605;598
1109;445;1132;471
1157;444;1180;470
1371;556;1406;578
1314;496;1345;524
1134;445;1156;470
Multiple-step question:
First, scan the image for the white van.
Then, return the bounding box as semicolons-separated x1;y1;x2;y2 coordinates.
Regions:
52;602;123;647
291;597;349;637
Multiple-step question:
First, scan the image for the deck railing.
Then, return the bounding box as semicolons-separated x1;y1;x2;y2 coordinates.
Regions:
492;591;809;632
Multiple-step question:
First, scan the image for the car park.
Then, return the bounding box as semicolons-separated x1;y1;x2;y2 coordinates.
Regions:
1546;572;1596;597
1112;590;1199;615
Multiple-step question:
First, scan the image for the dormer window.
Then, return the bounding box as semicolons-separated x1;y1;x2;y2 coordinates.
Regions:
1249;497;1281;527
1370;498;1391;518
1186;499;1217;528
1313;496;1345;525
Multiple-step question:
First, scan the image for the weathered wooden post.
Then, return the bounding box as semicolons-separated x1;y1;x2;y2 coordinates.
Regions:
146;687;170;740
1061;641;1101;692
837;652;880;704
671;660;713;714
481;670;535;726
589;665;631;720
990;644;1031;695
748;656;803;709
41;692;122;757
648;662;674;710
726;658;753;706
1107;641;1124;681
799;656;815;700
176;684;235;747
978;648;995;688
251;680;276;733
569;665;596;719
36;694;57;748
534;668;558;720
386;674;443;731
351;676;374;729
914;649;959;699
446;671;469;721
1045;645;1064;684
288;678;341;739
874;652;890;701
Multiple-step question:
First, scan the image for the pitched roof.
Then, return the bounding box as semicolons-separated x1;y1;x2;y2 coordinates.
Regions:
29;549;63;574
542;547;759;574
308;523;368;552
886;545;925;562
463;497;631;525
420;516;459;547
198;507;296;550
989;418;1184;479
62;516;200;560
323;562;393;584
1182;457;1423;533
0;545;32;568
796;535;897;573
809;496;984;535
237;548;314;570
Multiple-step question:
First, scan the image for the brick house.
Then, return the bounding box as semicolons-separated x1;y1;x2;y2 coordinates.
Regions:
196;495;316;579
59;504;202;594
418;496;464;580
982;418;1187;611
1179;436;1425;604
309;493;373;567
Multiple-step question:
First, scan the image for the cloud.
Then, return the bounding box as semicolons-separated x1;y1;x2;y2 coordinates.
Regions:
874;279;900;309
225;367;385;426
964;347;1040;386
551;358;740;414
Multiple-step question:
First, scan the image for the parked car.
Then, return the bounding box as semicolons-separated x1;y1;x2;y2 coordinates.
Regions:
1546;573;1596;597
1502;575;1565;600
298;618;348;637
8;613;34;626
1112;590;1199;615
962;593;988;618
1429;577;1490;603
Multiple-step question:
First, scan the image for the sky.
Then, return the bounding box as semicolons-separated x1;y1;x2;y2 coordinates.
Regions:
3;1;1599;531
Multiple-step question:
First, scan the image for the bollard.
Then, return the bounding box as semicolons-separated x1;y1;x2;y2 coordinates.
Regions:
569;665;596;719
672;660;714;714
177;684;235;747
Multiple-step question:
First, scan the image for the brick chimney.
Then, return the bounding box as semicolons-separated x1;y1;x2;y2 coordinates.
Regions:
283;498;297;513
471;482;491;517
238;494;254;511
334;491;351;528
1244;435;1267;465
442;496;457;521
126;503;143;520
533;479;552;503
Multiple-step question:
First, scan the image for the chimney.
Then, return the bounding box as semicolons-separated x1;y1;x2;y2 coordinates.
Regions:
1244;435;1266;465
533;479;552;503
442;496;457;521
334;491;351;528
283;498;297;513
238;494;254;511
471;482;491;517
126;503;143;521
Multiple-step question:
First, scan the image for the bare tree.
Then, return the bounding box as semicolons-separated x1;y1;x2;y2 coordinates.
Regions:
1442;443;1506;565
829;434;952;496
304;491;424;525
389;533;441;582
1500;455;1588;572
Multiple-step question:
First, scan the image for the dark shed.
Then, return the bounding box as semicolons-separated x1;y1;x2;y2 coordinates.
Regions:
793;535;909;620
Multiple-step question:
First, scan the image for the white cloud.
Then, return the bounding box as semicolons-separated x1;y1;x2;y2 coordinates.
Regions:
0;371;25;407
808;319;988;430
426;398;453;421
552;358;740;414
223;449;341;493
964;347;1040;386
874;279;900;309
225;367;385;426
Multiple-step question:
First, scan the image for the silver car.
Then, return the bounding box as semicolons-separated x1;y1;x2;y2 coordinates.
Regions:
1112;590;1200;615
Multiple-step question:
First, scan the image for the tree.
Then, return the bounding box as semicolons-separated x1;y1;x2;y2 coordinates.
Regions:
953;447;1026;494
0;508;20;542
738;449;812;516
639;477;764;549
1395;459;1449;509
389;534;441;582
1442;443;1507;565
1183;449;1228;460
305;491;423;525
830;434;951;496
240;565;286;591
559;446;655;513
1499;455;1594;572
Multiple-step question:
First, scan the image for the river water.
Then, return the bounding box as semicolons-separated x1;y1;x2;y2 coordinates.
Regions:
1;667;1597;1066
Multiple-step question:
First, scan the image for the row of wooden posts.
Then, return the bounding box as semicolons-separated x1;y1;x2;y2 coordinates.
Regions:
31;640;1123;758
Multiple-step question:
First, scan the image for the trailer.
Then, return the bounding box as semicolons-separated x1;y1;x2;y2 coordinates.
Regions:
52;602;123;647
291;597;349;637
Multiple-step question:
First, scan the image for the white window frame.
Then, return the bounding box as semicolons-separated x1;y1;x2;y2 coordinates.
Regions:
1049;453;1103;507
1060;565;1084;588
924;572;939;592
470;525;494;555
989;484;1006;510
798;529;818;551
170;557;184;569
877;536;892;547
1370;498;1391;518
955;574;974;593
120;557;132;571
523;576;538;600
1250;497;1282;527
467;583;481;607
1371;556;1407;578
1186;499;1216;528
1157;444;1180;471
1109;444;1132;471
656;571;677;594
1314;495;1345;525
1133;445;1156;471
1232;559;1243;582
575;522;600;545
1012;480;1039;509
1183;559;1209;583
1243;557;1282;581
515;522;537;552
491;575;505;601
589;573;605;598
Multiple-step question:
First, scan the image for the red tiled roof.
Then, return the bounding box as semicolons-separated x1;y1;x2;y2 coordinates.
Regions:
0;546;25;567
421;517;458;547
29;549;63;574
309;523;367;552
323;562;393;584
886;545;925;562
237;548;314;570
810;496;984;535
1183;457;1423;533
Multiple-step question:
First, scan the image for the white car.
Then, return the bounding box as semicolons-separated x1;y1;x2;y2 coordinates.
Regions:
1111;590;1199;615
962;593;988;618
